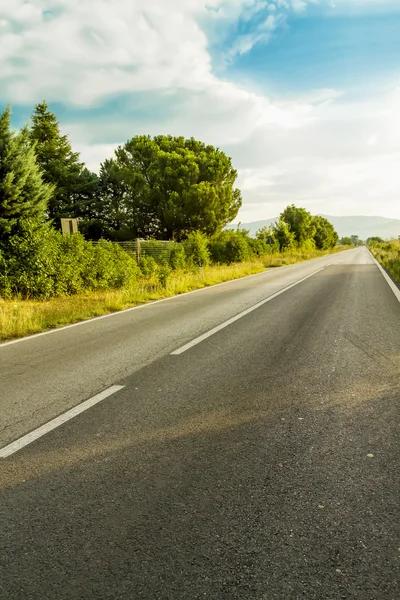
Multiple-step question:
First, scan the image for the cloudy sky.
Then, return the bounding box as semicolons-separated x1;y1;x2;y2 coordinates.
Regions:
1;0;400;221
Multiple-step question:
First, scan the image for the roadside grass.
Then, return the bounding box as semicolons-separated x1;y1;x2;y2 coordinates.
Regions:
0;246;348;342
370;240;400;283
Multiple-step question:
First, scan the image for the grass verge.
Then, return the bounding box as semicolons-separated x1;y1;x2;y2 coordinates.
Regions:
0;247;348;342
369;240;400;283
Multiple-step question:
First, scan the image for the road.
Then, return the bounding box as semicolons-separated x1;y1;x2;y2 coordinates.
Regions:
1;247;399;599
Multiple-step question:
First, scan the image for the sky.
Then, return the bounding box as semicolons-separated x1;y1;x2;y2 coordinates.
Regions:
1;0;400;222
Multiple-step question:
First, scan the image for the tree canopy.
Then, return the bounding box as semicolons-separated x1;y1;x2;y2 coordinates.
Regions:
279;205;316;246
29;101;84;224
270;206;338;251
367;236;384;245
312;215;339;249
99;135;242;240
0;106;53;239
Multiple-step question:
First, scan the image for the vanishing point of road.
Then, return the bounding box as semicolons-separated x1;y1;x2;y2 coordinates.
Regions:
1;246;399;599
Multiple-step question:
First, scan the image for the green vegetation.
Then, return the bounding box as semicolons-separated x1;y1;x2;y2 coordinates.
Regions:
0;220;138;299
29;101;89;224
366;236;384;245
0;103;345;340
369;239;400;282
339;235;364;246
98;135;242;240
0;107;53;238
0;246;345;341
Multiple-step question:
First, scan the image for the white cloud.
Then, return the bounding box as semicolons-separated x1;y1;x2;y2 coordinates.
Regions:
0;0;221;104
1;0;399;220
70;85;400;221
227;12;285;57
233;89;400;220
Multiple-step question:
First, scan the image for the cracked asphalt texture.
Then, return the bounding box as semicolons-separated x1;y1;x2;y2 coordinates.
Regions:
1;247;399;599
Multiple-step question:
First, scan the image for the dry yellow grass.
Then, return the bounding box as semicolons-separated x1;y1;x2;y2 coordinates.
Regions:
370;240;400;282
0;247;347;342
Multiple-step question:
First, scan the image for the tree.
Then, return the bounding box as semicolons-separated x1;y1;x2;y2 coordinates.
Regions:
255;225;279;252
209;229;252;264
351;234;360;246
312;216;338;249
366;236;384;245
340;237;352;245
98;156;157;240
72;168;103;239
280;205;315;247
100;135;242;240
29;101;83;224
256;225;273;242
273;219;296;251
184;230;210;267
0;106;53;239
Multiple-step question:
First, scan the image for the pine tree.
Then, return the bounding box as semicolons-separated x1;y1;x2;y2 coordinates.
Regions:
0;106;53;239
29;101;83;225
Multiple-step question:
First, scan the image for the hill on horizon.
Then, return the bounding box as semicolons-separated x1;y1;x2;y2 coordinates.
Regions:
227;215;400;240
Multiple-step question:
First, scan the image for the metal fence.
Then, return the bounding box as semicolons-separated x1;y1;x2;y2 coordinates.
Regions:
93;239;180;264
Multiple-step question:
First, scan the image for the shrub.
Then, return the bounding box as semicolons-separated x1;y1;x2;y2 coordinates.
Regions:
139;255;159;277
297;238;316;253
247;237;268;256
169;244;187;270
370;240;400;282
224;235;251;263
209;230;253;264
158;265;171;288
184;231;210;267
0;220;139;299
208;240;228;264
0;221;59;298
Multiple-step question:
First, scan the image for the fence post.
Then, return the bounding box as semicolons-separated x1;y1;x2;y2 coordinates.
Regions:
136;238;141;265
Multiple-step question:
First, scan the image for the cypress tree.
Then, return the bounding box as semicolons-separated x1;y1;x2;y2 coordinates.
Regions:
29;101;83;224
0;106;53;239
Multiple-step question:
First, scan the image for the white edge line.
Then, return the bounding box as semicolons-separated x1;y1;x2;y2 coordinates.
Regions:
0;385;125;458
171;267;325;355
368;249;400;303
0;250;352;349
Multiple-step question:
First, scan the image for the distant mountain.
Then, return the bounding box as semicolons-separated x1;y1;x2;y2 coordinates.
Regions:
227;215;400;240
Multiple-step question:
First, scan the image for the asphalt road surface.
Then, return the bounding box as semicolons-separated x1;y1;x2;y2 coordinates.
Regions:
1;247;399;599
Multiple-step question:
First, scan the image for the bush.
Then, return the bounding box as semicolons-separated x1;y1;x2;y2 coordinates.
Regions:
0;221;59;298
0;220;139;299
208;240;227;264
184;231;210;267
370;240;400;282
158;265;171;288
209;230;253;264
224;235;251;263
247;238;268;256
169;244;187;270
297;238;316;253
139;255;159;277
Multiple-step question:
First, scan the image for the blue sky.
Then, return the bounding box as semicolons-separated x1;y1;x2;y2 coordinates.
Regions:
1;1;400;221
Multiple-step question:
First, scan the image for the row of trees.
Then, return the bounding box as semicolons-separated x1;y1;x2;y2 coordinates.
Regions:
0;102;340;299
256;205;338;251
4;102;240;241
1;103;340;250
